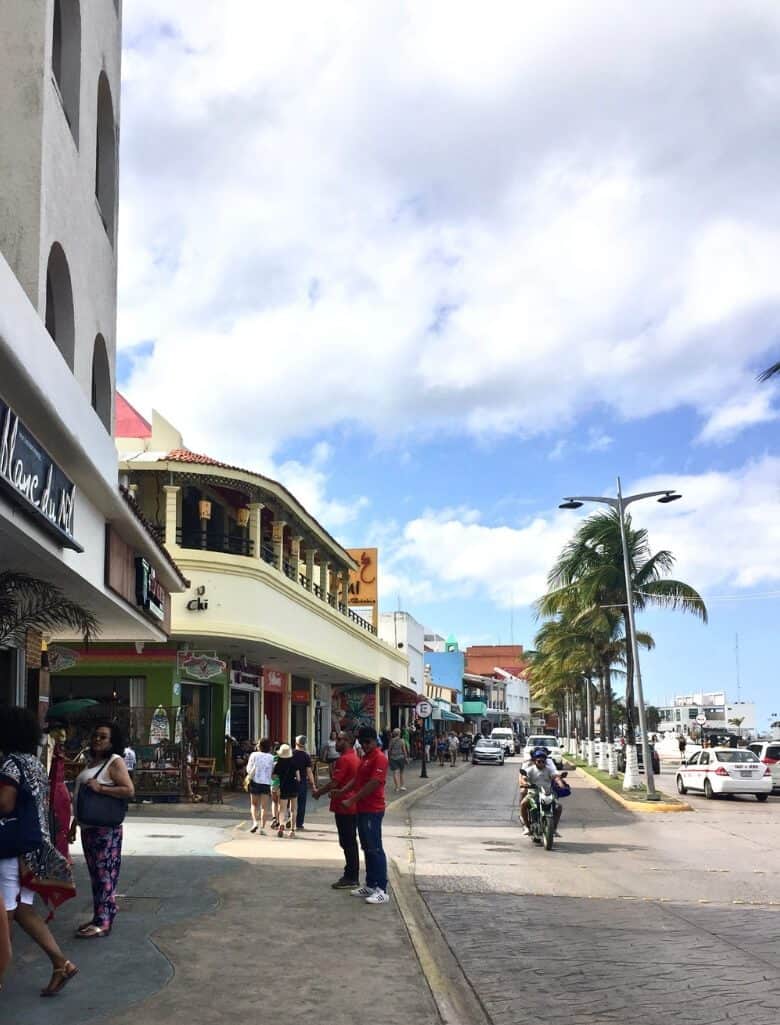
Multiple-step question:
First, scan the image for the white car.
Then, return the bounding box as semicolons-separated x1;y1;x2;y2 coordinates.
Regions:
472;738;505;765
676;748;772;801
747;742;780;791
523;736;564;769
489;728;516;757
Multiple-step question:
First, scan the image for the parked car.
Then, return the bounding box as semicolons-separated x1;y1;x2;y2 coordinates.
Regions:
676;748;772;800
523;736;564;769
616;741;661;776
489;727;515;757
472;738;505;766
746;742;780;790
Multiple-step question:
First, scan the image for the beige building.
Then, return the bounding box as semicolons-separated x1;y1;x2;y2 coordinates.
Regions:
0;1;185;709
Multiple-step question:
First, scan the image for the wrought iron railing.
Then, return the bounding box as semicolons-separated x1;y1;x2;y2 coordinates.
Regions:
176;528;254;557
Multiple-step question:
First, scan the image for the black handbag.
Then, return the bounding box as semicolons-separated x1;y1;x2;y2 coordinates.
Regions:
76;759;128;828
0;756;44;857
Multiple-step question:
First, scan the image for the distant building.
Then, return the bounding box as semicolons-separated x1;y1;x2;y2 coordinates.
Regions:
424;629;446;652
378;611;425;693
656;692;757;738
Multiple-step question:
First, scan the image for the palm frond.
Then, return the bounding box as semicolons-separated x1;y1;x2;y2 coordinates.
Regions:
757;361;780;383
0;571;99;646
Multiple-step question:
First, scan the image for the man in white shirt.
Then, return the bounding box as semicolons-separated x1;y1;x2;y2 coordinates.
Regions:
123;744;137;777
519;748;564;837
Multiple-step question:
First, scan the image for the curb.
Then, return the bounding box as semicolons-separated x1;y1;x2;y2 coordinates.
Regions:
578;766;693;813
387;760;472;816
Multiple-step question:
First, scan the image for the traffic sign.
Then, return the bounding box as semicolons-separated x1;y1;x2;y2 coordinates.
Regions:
416;700;433;719
696;714;707;724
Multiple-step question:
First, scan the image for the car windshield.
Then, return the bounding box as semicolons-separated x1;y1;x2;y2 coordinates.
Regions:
528;738;558;748
477;740;500;748
715;750;759;763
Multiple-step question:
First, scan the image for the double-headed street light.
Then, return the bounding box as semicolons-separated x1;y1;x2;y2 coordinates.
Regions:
559;478;682;801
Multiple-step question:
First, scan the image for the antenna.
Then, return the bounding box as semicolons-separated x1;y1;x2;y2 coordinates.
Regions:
735;632;741;703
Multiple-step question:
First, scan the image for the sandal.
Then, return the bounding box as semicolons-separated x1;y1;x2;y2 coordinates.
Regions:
41;960;79;997
75;920;95;934
75;924;110;939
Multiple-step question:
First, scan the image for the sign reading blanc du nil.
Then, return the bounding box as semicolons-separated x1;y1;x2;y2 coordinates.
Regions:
0;395;80;550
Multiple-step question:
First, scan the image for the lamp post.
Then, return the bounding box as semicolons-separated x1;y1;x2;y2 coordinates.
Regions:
559;478;682;801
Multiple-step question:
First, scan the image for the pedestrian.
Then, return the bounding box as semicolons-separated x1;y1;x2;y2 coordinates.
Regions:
436;735;447;767
312;731;360;889
341;726;389;905
270;742;281;828
0;706;78;996
47;725;72;860
122;741;136;779
321;729;339;777
70;722;135;938
292;736;315;830
459;732;472;762
387;728;409;792
448;732;459;767
272;744;300;837
245;738;274;834
678;734;687;763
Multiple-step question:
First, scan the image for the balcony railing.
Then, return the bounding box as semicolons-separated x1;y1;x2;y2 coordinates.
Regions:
171;526;377;635
176;528;254;557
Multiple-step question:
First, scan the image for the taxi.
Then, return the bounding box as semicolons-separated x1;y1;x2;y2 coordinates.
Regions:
676;747;772;801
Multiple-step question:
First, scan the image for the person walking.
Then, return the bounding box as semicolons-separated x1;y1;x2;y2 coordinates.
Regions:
0;706;78;996
70;722;134;938
448;732;459;767
245;738;274;833
341;726;389;905
387;728;409;792
459;732;472;762
436;734;448;767
678;733;687;763
292;736;315;830
272;744;299;837
321;730;339;777
312;731;360;888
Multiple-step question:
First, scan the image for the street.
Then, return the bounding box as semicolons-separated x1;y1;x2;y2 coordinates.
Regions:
3;763;780;1025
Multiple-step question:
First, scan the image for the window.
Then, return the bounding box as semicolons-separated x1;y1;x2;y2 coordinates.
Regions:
716;750;758;764
687;753;700;765
44;243;75;369
52;0;81;144
688;707;699;719
699;752;709;766
91;334;111;430
95;72;117;243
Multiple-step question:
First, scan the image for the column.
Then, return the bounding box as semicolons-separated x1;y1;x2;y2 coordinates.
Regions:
272;518;286;572
291;535;303;582
374;681;381;731
340;568;350;608
304;546;316;591
248;502;264;560
163;485;180;548
319;558;329;601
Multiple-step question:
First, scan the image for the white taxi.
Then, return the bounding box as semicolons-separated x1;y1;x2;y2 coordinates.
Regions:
676;748;772;801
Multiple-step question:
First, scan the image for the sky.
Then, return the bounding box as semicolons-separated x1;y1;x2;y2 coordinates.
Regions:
117;2;780;730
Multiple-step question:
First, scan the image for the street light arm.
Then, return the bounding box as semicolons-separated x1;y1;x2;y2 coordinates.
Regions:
561;495;619;509
622;490;678;507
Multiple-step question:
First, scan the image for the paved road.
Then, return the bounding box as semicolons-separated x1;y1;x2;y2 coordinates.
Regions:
408;759;780;1025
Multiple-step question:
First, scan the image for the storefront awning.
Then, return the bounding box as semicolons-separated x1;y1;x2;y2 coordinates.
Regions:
439;709;464;722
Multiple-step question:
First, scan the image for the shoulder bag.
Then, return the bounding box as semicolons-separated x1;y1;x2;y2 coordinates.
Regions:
76;757;128;828
0;756;44;857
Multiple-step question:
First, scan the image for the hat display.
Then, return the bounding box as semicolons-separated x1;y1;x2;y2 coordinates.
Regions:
277;743;293;759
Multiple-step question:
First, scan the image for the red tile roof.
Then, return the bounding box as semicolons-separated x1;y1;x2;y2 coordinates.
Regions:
115;393;152;438
166;448;227;467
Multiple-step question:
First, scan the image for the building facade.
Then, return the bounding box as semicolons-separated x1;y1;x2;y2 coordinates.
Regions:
0;1;185;712
656;692;757;739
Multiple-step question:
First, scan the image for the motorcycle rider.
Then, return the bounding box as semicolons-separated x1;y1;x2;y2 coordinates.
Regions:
519;747;565;838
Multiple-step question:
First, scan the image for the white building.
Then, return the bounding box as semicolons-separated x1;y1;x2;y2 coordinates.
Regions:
424;628;446;653
379;611;425;693
656;692;757;738
489;668;531;732
0;1;185;706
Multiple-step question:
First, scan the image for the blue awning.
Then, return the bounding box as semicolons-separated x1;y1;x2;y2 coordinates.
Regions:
439;709;464;722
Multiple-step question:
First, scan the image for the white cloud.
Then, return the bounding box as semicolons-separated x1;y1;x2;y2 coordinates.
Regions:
271;446;369;530
382;456;780;611
697;390;779;443
117;2;780;457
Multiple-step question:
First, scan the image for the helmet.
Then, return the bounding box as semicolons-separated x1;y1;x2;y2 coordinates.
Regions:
531;748;548;759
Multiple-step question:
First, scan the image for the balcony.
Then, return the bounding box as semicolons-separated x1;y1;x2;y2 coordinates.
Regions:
462;700;488;716
177;528;254;558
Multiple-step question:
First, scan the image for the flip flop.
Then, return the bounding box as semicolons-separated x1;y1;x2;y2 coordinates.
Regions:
40;960;79;997
75;925;110;939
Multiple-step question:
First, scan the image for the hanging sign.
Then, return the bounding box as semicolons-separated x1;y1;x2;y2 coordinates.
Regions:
0;396;80;550
47;645;79;673
180;653;226;680
135;557;165;621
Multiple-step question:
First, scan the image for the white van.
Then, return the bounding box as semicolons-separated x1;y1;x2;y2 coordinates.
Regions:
490;727;515;757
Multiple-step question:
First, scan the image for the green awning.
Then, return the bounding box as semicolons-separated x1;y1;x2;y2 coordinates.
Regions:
440;709;464;722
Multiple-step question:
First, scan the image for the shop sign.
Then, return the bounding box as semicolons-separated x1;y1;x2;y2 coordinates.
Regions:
347;548;378;606
180;653;226;680
186;585;208;611
47;645;79;673
0;396;80;550
291;689;309;703
135;557;165;621
263;668;286;692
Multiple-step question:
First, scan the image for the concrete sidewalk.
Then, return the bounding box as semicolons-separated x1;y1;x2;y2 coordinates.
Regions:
1;760;470;1025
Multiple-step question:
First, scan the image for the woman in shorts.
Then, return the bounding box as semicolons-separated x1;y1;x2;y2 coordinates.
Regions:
387;728;409;792
245;738;274;834
272;745;300;837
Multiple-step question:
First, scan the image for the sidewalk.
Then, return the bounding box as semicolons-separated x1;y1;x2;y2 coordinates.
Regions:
1;760;470;1025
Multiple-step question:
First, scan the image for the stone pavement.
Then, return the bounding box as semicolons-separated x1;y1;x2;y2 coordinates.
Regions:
1;759;469;1025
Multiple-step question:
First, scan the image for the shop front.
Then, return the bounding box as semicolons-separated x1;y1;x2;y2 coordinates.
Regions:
262;667;288;743
290;675;311;744
228;663;262;743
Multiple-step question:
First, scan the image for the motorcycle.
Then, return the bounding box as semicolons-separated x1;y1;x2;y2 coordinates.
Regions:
521;770;569;851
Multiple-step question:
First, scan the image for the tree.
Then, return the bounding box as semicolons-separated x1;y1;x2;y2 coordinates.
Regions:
539;509;707;788
757;363;780;382
728;716;745;738
0;571;99;647
645;706;660;732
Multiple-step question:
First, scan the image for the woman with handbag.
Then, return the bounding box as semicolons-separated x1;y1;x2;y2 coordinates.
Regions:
69;722;134;939
0;706;78;996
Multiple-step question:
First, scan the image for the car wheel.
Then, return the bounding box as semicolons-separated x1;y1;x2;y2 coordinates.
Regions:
756;793;769;802
676;775;687;795
704;779;715;800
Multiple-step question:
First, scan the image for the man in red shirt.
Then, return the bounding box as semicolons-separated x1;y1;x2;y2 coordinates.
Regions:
312;731;360;889
341;725;389;905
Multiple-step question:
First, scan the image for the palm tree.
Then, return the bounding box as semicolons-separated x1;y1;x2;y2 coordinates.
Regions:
0;571;99;646
757;362;780;382
539;509;706;787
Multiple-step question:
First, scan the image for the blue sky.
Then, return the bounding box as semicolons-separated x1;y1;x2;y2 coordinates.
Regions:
116;3;780;730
